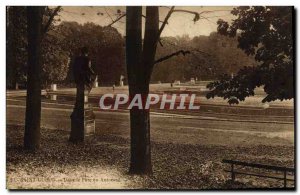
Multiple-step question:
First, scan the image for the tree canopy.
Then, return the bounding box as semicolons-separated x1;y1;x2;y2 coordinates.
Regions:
206;6;294;104
7;6;69;88
55;21;125;85
152;33;256;83
6;7;125;88
7;7;28;88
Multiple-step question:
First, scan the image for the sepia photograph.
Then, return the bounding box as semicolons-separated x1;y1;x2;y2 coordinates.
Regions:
6;5;295;190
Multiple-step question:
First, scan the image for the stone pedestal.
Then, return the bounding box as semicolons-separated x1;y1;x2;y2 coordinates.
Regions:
70;89;95;143
51;84;57;91
120;81;124;86
84;103;95;135
94;76;98;88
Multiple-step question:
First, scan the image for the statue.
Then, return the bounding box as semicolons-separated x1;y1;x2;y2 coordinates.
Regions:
120;74;124;86
69;47;96;143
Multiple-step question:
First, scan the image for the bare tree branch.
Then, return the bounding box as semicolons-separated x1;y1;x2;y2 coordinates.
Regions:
172;9;200;22
158;39;163;47
200;13;233;19
43;6;61;34
160;37;212;57
199;9;232;14
141;14;167;24
107;14;126;27
159;6;172;9
173;9;199;15
192;49;212;56
157;8;232;38
154;50;191;64
104;8;114;23
157;6;175;39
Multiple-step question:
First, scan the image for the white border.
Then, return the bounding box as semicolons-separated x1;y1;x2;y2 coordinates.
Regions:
1;0;299;195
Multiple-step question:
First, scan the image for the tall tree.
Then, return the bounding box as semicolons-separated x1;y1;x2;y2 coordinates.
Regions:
126;6;211;174
126;6;154;174
206;6;294;104
24;6;61;150
24;6;45;150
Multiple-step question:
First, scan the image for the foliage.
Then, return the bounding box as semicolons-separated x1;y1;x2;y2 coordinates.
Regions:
6;6;28;88
8;6;273;89
41;31;70;85
55;22;125;85
7;8;125;87
152;33;256;83
206;6;294;104
6;6;69;88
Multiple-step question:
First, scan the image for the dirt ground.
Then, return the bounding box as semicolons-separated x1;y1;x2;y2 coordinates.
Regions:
6;84;295;190
6;124;294;190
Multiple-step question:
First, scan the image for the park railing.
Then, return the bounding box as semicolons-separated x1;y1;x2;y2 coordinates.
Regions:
222;159;295;188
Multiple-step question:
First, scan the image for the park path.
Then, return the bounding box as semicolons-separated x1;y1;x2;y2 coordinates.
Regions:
7;100;294;146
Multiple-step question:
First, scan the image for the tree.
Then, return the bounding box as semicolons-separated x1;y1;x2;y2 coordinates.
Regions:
191;32;257;79
206;6;294;104
151;31;257;83
24;6;61;150
24;6;45;150
55;21;125;86
41;29;70;87
7;6;66;89
7;7;27;89
153;36;191;82
126;6;156;174
94;26;125;84
126;6;205;174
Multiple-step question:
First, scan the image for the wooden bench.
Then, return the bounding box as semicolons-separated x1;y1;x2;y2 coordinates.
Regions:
222;159;295;188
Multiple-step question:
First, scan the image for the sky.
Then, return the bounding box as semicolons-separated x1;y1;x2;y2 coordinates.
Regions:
58;6;235;38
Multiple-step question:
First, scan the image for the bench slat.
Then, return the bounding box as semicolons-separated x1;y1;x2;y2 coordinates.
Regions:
222;159;294;172
224;170;295;181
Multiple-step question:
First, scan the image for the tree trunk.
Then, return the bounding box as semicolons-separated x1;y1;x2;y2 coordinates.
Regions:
126;6;149;174
129;104;151;174
126;6;159;175
24;6;44;150
69;83;85;143
143;7;159;83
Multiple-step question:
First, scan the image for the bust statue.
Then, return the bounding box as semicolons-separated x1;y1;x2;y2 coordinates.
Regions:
73;47;96;93
69;47;96;143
